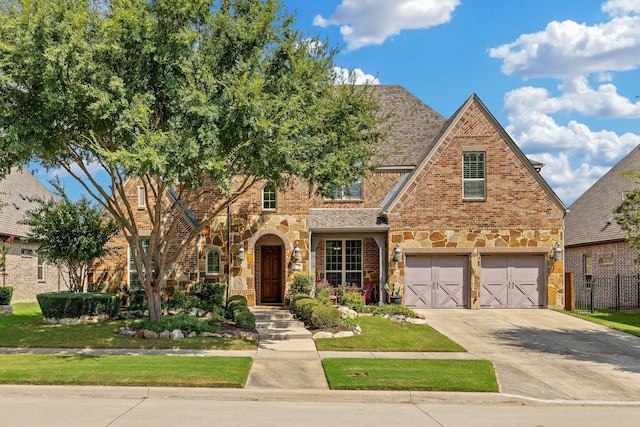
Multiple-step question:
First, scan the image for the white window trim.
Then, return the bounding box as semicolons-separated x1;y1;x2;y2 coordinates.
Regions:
128;238;151;288
205;247;222;275
324;239;363;287
325;176;364;201
462;152;486;200
262;184;277;211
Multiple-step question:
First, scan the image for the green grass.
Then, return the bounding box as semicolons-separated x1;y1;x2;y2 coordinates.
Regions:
322;359;498;392
0;303;256;350
563;310;640;337
0;354;252;387
314;316;466;352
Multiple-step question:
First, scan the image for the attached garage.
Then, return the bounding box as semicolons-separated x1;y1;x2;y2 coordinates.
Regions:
405;254;469;308
480;254;546;308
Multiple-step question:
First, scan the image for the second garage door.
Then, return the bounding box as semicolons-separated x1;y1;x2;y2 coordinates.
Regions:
405;255;469;308
480;254;546;308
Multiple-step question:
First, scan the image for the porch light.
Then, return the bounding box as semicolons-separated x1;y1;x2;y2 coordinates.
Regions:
552;243;562;261
293;245;301;262
202;225;211;237
238;243;245;261
393;244;402;262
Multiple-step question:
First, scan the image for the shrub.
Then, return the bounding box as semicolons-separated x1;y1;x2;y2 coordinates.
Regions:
370;304;418;317
337;284;365;312
296;298;320;324
169;289;187;309
135;313;221;334
290;296;312;318
228;294;247;304
0;286;13;305
310;305;341;329
290;274;314;295
226;296;248;319
36;292;119;319
233;308;256;330
193;282;227;309
314;281;332;306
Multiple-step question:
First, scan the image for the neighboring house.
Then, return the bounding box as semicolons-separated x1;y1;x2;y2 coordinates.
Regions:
0;168;63;301
94;85;566;309
565;145;640;281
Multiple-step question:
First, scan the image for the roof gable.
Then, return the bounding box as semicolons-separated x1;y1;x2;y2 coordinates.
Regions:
383;93;565;215
565;145;640;246
0;167;56;238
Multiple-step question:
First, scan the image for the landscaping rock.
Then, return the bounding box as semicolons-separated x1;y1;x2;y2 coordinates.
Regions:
143;329;159;339
200;332;223;338
334;331;354;338
0;305;12;315
407;318;428;325
312;331;334;339
353;325;363;335
337;306;357;319
187;331;197;338
170;329;184;339
159;330;171;339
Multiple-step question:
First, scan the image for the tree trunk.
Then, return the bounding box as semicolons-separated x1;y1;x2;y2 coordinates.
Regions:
147;288;163;322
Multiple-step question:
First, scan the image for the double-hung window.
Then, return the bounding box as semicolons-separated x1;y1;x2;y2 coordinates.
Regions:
463;152;485;199
325;239;362;287
37;251;44;281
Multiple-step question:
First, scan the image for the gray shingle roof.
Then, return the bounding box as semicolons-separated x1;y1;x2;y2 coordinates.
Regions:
565;145;640;246
309;208;389;232
0;167;56;238
372;85;446;167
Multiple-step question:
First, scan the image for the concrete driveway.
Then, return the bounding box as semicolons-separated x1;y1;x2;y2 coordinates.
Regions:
415;309;640;402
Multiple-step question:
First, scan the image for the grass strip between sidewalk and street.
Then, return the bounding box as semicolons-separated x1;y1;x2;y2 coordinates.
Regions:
322;358;498;392
562;310;640;337
314;316;466;352
0;354;252;387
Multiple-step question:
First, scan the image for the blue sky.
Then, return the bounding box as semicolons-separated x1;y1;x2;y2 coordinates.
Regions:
281;0;640;206
36;0;640;207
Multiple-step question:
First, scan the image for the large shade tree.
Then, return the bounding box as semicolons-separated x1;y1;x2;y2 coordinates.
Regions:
0;0;383;321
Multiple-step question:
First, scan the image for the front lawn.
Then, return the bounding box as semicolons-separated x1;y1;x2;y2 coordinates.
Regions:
322;358;498;392
0;354;252;387
563;310;640;337
314;316;466;352
0;303;256;350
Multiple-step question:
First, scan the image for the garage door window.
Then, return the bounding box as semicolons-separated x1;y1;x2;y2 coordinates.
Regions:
463;152;485;199
325;239;362;287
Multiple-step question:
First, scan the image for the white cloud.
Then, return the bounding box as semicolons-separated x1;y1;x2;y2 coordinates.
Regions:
314;0;460;50
489;1;640;78
529;152;612;206
333;67;380;85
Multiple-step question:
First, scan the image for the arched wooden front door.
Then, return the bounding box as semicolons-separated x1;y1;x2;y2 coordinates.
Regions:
261;245;282;303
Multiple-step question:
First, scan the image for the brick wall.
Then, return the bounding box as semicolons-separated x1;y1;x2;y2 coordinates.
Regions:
566;241;640;278
3;239;63;302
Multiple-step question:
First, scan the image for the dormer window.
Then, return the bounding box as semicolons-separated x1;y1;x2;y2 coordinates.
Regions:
262;184;277;210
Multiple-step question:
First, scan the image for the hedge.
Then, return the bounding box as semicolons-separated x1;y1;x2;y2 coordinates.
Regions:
0;286;13;305
36;292;120;319
192;282;227;308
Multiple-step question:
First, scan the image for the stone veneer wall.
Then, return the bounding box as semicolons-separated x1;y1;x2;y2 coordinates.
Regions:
387;228;564;309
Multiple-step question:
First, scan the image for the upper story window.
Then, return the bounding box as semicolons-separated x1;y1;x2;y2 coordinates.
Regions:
327;177;363;201
206;248;221;275
137;186;146;208
262;184;277;210
463;152;485;199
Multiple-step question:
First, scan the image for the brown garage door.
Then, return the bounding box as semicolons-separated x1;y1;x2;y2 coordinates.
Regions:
480;254;546;308
405;255;469;308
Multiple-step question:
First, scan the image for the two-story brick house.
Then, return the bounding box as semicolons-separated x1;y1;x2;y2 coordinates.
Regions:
95;85;566;309
0;167;64;301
